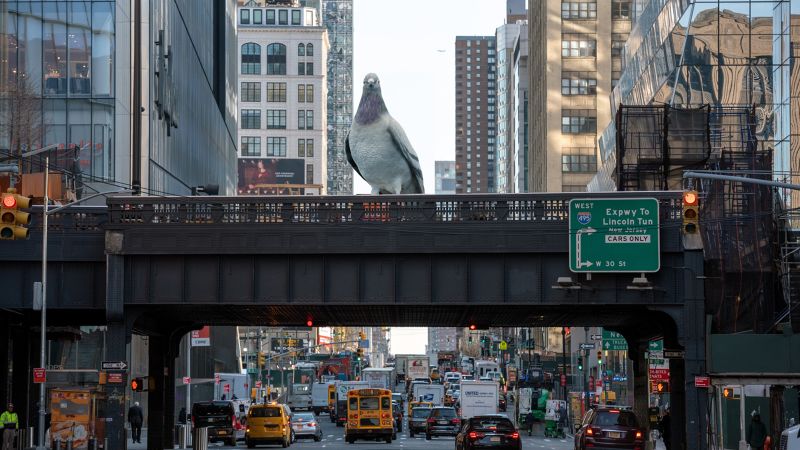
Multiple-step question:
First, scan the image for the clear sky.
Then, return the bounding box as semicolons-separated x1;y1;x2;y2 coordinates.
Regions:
351;0;507;194
389;327;428;355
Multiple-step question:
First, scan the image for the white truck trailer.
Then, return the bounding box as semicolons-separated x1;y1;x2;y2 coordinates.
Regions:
460;380;499;419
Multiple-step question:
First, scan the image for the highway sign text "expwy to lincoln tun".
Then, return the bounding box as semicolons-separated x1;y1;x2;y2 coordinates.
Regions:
569;198;661;273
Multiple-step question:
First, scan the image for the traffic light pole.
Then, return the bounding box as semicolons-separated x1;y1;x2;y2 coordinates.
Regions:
36;154;49;450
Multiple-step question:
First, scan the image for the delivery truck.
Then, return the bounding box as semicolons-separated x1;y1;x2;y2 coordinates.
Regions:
332;380;369;426
311;381;335;415
362;367;395;390
460;380;498;419
394;354;429;382
412;383;445;405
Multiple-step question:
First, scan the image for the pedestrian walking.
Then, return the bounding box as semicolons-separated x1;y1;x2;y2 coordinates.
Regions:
659;408;672;450
747;413;768;450
128;401;144;443
178;407;187;425
524;411;534;436
0;403;18;450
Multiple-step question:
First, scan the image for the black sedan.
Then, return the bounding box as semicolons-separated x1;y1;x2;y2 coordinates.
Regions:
425;406;460;439
455;415;521;450
574;407;645;450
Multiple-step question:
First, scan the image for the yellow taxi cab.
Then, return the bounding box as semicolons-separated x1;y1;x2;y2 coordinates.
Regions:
245;403;293;448
408;401;433;417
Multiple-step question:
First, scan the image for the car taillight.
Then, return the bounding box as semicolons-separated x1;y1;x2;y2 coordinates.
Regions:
310;422;316;427
468;431;484;440
381;413;391;419
586;427;594;436
427;418;436;424
508;432;520;439
451;418;461;424
635;430;643;439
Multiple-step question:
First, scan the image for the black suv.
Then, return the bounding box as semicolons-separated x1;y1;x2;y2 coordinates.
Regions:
191;401;237;446
408;407;432;437
574;407;645;450
425;406;460;439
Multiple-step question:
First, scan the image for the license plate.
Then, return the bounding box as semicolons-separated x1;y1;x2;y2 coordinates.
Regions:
438;421;448;425
607;431;622;439
217;431;227;435
490;437;500;442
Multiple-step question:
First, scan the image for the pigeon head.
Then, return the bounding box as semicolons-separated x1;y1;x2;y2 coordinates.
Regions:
355;72;388;125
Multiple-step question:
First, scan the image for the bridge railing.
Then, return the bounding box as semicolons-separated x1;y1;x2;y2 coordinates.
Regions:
106;192;682;227
26;206;109;232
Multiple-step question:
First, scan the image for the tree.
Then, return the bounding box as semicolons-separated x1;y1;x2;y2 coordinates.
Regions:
0;77;44;168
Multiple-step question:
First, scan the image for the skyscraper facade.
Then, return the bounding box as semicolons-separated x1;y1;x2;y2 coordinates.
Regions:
321;0;353;195
236;1;329;195
528;0;632;192
455;36;497;194
435;161;456;194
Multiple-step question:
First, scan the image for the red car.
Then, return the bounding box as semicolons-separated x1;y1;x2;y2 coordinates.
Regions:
574;407;646;450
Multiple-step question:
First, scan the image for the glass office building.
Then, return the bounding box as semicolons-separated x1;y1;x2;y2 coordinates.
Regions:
590;0;794;195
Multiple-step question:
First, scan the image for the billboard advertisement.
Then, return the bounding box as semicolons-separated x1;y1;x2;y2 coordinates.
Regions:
191;326;211;346
238;158;305;194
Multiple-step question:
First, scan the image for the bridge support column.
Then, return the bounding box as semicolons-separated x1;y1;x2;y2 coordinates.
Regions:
105;321;130;450
670;248;707;450
162;347;176;450
147;335;166;450
630;341;650;434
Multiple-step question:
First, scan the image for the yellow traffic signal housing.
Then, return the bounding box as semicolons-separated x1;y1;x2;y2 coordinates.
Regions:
682;190;700;234
0;189;31;240
258;352;266;368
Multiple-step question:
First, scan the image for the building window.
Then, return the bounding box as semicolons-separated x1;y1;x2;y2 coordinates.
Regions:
305;139;314;157
241;43;261;74
241;109;261;129
298;43;306;56
611;34;628;57
278;9;288;25
267;137;287;157
562;184;587;192
292;10;301;25
561;147;597;172
240;9;250;24
298;85;306;102
298;62;305;75
253;9;263;24
241;137;261;157
267;109;287;129
561;1;596;19
612;0;631;19
306;164;314;184
241;82;261;102
561;111;597;134
562;35;597;57
267;43;287;75
298;110;314;130
306;43;314;56
267;82;286;102
561;72;597;95
298;138;306;157
266;9;276;24
305;62;313;75
305;84;314;102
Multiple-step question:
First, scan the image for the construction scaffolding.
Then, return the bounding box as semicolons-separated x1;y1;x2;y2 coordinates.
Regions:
616;105;778;333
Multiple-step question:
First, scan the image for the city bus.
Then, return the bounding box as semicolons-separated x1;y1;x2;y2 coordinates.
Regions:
345;388;394;444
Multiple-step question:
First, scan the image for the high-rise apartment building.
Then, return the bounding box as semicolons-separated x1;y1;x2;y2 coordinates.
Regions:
321;0;354;195
455;36;497;194
428;328;457;352
528;0;632;192
435;161;456;194
236;1;329;195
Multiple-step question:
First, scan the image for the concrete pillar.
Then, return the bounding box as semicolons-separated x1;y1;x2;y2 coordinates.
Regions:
162;345;177;449
770;385;785;444
105;321;129;450
631;342;650;434
0;317;9;407
147;335;166;450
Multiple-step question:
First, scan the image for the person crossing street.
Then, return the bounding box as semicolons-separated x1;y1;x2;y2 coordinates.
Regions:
0;403;19;450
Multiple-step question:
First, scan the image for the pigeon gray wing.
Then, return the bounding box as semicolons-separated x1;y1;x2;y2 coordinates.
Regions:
387;117;424;193
345;132;365;180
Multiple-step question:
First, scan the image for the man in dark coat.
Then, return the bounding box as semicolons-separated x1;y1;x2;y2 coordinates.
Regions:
659;409;672;450
747;413;768;450
128;402;144;443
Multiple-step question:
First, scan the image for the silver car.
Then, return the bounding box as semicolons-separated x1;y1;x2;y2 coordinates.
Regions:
290;412;323;442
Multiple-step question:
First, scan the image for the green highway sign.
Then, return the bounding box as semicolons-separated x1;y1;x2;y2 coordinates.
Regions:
569;198;660;272
602;330;628;351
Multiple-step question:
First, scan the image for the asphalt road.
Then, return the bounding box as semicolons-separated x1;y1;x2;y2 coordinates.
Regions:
131;413;575;450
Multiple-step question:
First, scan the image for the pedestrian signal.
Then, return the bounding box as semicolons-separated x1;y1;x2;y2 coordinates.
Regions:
131;377;144;392
0;189;31;240
682;190;700;234
656;382;669;393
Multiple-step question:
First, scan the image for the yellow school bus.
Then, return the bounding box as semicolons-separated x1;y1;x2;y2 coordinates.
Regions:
345;388;394;444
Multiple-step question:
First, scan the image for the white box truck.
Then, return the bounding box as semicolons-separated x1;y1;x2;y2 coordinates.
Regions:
412;384;445;405
407;357;430;381
332;380;369;426
460;380;498;419
362;367;395;390
311;381;334;415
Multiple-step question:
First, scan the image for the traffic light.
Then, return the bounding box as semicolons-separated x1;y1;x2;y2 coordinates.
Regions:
469;324;477;331
577;356;583;371
356;348;363;361
131;377;144;392
0;189;31;240
258;352;266;368
656;382;669;394
358;331;366;341
682;190;700;234
597;351;602;365
306;319;313;327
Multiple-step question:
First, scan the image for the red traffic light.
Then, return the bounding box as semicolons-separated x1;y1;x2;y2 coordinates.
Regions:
2;194;16;208
306;320;313;327
683;191;698;206
469;324;477;331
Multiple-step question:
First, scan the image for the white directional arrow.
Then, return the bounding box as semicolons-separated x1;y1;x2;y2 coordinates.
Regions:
575;227;597;269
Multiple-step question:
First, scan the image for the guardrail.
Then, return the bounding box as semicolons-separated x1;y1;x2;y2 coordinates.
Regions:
25;206;108;232
106;192;682;227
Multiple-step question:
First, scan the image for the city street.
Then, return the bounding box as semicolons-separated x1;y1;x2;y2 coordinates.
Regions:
130;414;574;449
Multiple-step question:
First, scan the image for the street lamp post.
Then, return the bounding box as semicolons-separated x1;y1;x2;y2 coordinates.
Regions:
561;327;567;402
21;144;132;449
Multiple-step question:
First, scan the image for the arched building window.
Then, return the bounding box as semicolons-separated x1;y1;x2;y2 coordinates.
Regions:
241;43;261;74
267;43;287;75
